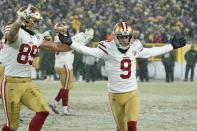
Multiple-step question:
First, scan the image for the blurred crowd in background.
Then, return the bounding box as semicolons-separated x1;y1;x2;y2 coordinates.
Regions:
1;0;197;42
0;0;197;81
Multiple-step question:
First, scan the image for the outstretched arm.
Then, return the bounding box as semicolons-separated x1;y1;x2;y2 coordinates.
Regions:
71;42;104;58
39;40;72;52
137;44;173;58
137;34;186;58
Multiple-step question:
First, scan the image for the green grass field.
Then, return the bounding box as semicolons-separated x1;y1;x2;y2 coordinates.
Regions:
0;80;197;131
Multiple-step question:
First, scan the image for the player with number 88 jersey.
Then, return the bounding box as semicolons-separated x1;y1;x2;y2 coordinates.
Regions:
3;26;41;77
61;22;186;131
1;6;71;131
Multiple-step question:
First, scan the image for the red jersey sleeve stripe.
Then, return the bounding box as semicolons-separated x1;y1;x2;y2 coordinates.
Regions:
99;43;106;48
98;46;108;55
140;47;143;52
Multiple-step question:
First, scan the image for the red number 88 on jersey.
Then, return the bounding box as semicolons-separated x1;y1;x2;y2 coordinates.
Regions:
17;43;38;65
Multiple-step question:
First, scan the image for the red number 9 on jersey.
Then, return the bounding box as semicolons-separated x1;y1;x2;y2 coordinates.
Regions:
120;58;131;79
17;43;38;65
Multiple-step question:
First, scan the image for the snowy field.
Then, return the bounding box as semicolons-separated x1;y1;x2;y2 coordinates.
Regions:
0;80;197;131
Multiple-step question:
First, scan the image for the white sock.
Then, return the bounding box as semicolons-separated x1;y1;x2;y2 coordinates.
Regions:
63;106;68;110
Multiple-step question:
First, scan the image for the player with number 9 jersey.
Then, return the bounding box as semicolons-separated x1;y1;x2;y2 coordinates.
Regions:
67;22;186;131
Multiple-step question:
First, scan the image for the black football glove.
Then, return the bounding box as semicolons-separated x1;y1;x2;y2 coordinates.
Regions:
171;34;186;49
58;31;72;46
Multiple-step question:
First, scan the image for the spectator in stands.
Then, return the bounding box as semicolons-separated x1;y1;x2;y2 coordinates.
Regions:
72;15;81;33
184;45;197;82
106;28;114;42
0;0;197;42
153;31;163;43
162;50;176;82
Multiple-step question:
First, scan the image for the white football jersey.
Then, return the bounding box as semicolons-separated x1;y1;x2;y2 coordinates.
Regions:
54;35;74;69
71;39;173;93
3;25;44;77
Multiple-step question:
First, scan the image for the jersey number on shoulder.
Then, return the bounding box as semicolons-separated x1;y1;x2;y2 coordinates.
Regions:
17;44;38;65
120;58;131;79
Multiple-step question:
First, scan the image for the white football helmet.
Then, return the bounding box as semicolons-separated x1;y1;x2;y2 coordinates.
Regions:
113;22;133;50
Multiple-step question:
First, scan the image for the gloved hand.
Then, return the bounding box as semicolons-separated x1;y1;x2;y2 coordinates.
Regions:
16;5;33;25
58;31;72;45
71;32;85;44
71;28;94;45
171;34;186;49
84;28;94;41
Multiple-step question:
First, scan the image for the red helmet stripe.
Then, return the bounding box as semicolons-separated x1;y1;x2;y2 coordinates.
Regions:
121;22;128;32
121;22;124;32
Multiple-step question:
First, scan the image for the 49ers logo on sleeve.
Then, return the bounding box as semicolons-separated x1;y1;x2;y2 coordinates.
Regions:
17;43;38;65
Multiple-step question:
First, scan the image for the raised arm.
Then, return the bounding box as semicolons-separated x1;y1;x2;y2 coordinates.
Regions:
5;6;32;44
137;34;186;58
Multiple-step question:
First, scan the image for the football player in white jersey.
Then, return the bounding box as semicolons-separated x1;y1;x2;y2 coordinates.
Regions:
50;22;94;115
1;5;71;131
58;22;186;131
50;22;74;115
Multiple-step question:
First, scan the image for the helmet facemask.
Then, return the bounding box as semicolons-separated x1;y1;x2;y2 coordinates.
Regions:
113;22;133;50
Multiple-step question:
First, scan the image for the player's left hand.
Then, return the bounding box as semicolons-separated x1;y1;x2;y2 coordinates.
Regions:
171;34;186;49
58;31;72;45
84;28;94;41
16;4;33;25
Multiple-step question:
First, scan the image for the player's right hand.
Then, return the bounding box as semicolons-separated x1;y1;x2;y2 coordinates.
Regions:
58;31;72;46
16;5;33;25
